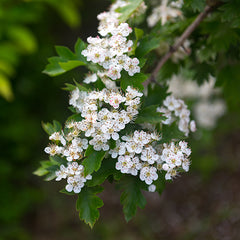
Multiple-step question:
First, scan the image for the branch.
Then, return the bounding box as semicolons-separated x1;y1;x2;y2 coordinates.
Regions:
144;3;221;87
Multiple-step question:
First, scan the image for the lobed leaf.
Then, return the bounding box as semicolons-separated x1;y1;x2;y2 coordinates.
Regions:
76;186;104;228
43;38;87;76
119;176;146;222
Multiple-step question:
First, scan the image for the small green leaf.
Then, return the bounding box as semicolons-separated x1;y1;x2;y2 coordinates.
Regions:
59;60;86;71
82;145;106;176
75;38;87;61
63;83;77;91
42;120;62;135
50;155;67;166
116;0;143;22
33;167;49;177
73;79;89;91
135;28;144;40
119;176;146;222
60;188;75;196
135;105;166;124
76;186;104;228
120;72;148;91
43;39;87;76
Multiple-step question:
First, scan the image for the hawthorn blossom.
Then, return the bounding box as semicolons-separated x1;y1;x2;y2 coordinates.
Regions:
157;95;196;136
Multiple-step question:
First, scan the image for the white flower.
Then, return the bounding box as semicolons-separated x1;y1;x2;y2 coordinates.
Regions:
140;146;159;164
128;157;142;176
83;73;98;84
66;175;85;193
108;92;126;109
44;145;63;156
116;155;133;174
55;165;68;181
140;166;158;185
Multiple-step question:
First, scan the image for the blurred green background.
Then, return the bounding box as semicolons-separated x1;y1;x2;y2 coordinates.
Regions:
0;0;240;239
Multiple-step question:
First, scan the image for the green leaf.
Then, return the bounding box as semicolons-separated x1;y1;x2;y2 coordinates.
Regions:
7;26;37;53
160;123;186;143
135;105;166;124
154;173;166;195
87;158;119;187
76;186;104;228
33;159;60;179
216;64;240;109
42;120;62;135
82;145;106;176
60;188;75;196
67;113;83;122
185;0;206;12
0;73;14;101
116;0;143;22
131;28;144;55
119;176;146;222
33;167;49;177
43;39;87;76
192;62;214;85
63;83;77;91
75;38;88;61
59;60;86;71
47;0;81;28
136;35;162;57
120;72;148;91
135;28;144;40
157;61;180;82
50;155;67;166
144;84;169;107
73;79;89;91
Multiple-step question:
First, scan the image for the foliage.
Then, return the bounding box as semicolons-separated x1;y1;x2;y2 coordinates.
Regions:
0;0;81;101
34;0;240;228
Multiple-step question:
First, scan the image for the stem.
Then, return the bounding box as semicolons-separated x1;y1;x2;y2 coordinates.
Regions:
144;3;221;87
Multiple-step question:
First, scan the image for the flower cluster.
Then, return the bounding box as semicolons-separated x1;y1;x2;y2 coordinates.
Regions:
55;162;92;193
81;0;140;83
147;0;183;27
44;86;143;192
110;130;161;186
69;86;143;151
161;141;191;180
110;129;192;189
157;95;196;136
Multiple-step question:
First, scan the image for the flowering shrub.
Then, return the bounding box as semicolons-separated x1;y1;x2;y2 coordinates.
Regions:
35;0;238;227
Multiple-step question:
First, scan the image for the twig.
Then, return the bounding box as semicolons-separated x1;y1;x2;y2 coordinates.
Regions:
144;3;221;87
